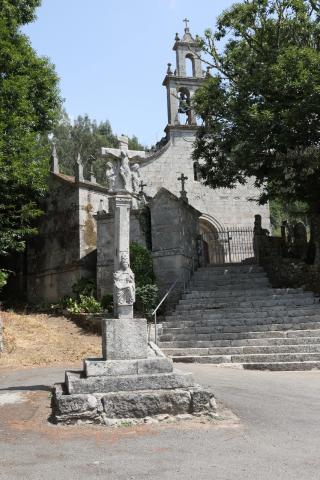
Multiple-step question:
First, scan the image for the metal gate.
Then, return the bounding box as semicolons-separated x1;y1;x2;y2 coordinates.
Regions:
200;227;255;265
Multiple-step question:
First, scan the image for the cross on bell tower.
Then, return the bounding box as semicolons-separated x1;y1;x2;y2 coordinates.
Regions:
163;19;205;136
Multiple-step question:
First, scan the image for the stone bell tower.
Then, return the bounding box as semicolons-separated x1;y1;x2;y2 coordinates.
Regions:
163;19;205;137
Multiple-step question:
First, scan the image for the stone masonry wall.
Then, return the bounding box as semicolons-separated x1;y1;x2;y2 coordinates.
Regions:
140;130;270;230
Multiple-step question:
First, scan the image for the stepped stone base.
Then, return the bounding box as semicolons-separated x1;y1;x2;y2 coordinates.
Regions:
52;318;216;425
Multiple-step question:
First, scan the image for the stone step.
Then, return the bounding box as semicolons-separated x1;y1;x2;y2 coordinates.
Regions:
196;265;263;273
166;305;320;322
185;284;270;292
159;323;320;347
191;278;270;287
166;352;320;364
170;357;320;371
161;343;320;357
177;295;315;310
160;320;320;341
192;272;268;280
159;335;320;349
163;313;320;331
182;288;305;300
65;370;194;395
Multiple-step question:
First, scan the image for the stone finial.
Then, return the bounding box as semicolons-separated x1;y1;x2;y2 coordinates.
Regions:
167;63;173;75
175;32;180;41
50;144;59;174
118;135;129;152
205;66;211;78
75;153;84;182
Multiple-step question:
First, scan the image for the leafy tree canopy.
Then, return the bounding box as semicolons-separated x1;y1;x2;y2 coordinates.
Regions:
193;0;320;213
52;111;145;184
0;0;61;256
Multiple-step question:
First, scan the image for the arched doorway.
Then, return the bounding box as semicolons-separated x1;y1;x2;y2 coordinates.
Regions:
199;218;225;265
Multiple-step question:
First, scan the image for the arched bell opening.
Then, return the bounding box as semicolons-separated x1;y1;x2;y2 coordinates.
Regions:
185;53;196;77
178;87;192;125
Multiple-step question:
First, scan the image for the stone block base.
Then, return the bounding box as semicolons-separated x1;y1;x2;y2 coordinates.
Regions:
51;339;217;426
52;383;217;425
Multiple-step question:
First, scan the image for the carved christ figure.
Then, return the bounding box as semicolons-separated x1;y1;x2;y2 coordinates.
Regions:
113;253;136;306
120;151;133;192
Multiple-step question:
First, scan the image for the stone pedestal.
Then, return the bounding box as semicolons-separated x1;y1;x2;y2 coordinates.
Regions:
52;318;216;425
102;318;148;360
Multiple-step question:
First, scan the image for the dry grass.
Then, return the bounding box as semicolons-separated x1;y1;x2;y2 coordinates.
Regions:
0;311;101;369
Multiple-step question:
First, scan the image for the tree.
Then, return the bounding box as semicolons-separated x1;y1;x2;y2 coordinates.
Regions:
52;112;145;184
193;0;320;259
0;0;61;257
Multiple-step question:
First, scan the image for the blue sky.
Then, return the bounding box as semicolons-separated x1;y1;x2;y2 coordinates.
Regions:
24;0;236;147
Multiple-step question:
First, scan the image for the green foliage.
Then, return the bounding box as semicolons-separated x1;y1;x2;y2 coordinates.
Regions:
0;270;8;291
72;276;96;299
52;112;145;184
193;0;320;213
136;284;159;319
101;293;113;313
63;295;102;314
130;242;155;287
0;0;61;256
270;199;309;234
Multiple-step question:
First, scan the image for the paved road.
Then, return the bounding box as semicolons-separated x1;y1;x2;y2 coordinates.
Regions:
0;364;320;480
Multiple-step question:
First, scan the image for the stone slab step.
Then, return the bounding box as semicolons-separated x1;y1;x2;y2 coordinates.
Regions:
192;272;268;280
161;344;320;357
171;357;320;371
160;321;320;341
166;352;320;364
176;296;315;310
65;370;194;395
191;279;269;287
167;305;320;319
164;311;320;329
197;265;263;273
158;335;320;349
182;288;305;300
161;328;320;343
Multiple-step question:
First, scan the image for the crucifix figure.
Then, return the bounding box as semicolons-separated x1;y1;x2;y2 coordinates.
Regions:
101;135;146;193
183;18;189;29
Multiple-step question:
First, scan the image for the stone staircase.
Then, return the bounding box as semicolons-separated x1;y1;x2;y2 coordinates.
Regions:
158;264;320;371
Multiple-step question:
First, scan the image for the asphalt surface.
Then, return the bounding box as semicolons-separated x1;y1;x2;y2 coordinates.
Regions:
0;364;320;480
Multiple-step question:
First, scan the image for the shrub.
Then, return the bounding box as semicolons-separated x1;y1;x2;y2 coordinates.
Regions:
63;295;102;314
130;243;155;287
72;277;96;299
136;284;159;320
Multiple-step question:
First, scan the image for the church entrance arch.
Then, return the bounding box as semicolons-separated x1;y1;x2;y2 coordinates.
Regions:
199;217;225;265
199;217;255;265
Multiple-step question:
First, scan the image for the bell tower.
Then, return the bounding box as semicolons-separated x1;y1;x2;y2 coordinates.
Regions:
163;20;205;137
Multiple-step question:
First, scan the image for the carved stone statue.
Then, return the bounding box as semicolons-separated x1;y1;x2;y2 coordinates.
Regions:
131;163;141;193
120;151;133;192
106;161;116;191
113;252;135;306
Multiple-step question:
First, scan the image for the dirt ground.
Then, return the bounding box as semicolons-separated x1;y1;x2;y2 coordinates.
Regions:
0;311;101;368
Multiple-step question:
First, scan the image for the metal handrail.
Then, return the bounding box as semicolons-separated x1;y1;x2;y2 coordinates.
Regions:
152;279;179;345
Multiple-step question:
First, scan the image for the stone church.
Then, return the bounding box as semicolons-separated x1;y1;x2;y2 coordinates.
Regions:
26;23;270;304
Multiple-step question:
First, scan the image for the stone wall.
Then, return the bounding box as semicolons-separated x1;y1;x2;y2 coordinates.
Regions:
150;188;201;306
27;173;108;304
140;129;270;230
